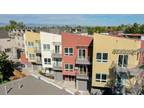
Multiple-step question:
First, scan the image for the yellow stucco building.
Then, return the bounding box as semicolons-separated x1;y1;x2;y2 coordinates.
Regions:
92;33;141;88
24;31;41;64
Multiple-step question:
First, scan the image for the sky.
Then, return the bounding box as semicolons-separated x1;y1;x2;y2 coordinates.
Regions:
0;14;144;26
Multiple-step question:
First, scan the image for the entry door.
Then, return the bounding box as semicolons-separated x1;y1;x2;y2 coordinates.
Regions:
118;55;128;67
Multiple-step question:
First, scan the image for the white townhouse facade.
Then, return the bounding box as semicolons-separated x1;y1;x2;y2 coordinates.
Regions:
40;31;62;80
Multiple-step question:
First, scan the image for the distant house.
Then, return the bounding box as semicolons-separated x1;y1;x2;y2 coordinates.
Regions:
0;29;19;60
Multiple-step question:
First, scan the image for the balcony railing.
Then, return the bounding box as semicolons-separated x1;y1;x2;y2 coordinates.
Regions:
53;62;62;70
76;56;91;65
76;74;89;80
34;47;41;54
52;50;62;58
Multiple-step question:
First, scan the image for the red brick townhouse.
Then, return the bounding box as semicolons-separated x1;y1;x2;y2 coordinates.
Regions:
61;32;93;91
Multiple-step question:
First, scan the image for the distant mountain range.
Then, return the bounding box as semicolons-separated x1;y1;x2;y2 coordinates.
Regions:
0;22;7;26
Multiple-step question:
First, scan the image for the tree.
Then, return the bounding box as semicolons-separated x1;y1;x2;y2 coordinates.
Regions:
0;52;14;84
3;20;26;31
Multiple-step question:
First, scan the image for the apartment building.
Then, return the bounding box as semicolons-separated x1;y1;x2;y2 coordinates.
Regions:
91;33;141;93
40;32;62;80
24;31;41;65
61;32;93;91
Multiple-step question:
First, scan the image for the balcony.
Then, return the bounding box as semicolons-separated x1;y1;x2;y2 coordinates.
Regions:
36;56;42;64
34;47;41;55
53;63;62;70
76;56;91;65
115;65;128;73
52;51;62;58
76;74;89;80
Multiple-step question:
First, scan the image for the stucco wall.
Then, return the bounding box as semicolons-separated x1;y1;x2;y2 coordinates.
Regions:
92;33;141;88
40;32;61;69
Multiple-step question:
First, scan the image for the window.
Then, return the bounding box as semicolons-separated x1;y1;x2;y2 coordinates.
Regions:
44;58;51;64
118;55;128;67
78;49;86;59
29;54;35;60
69;64;73;71
69;48;73;56
64;64;69;71
64;64;74;71
43;44;50;51
27;41;34;47
64;48;73;56
64;48;68;55
103;53;108;62
96;53;101;62
55;45;60;54
96;53;108;62
79;66;86;74
96;73;107;82
5;48;11;52
96;74;101;82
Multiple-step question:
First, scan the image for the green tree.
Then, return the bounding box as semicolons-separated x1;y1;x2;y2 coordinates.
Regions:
0;52;14;84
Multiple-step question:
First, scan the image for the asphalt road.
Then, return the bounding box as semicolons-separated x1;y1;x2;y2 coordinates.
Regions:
0;76;71;95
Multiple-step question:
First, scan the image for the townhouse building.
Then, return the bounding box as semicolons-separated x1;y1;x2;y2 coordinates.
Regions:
91;33;141;93
40;32;62;80
24;31;41;66
61;32;93;91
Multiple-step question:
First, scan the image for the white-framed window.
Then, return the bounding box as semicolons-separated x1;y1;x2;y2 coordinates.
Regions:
64;64;74;71
78;48;86;59
96;73;107;82
44;58;51;64
29;53;35;60
64;48;73;56
27;41;34;47
118;54;128;67
43;44;50;51
96;53;108;62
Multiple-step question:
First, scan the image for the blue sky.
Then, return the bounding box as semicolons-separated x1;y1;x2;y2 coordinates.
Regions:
0;14;144;26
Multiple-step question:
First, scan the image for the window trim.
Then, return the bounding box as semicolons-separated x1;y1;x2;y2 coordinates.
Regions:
64;47;74;56
29;53;35;60
78;48;86;59
64;64;74;71
44;58;51;65
96;73;107;82
43;44;50;51
118;54;128;67
96;53;108;63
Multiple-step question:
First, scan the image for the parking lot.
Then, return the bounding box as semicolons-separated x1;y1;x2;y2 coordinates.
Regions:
0;76;71;95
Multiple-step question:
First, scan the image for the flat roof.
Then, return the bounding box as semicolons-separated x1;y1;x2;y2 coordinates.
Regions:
0;76;70;95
